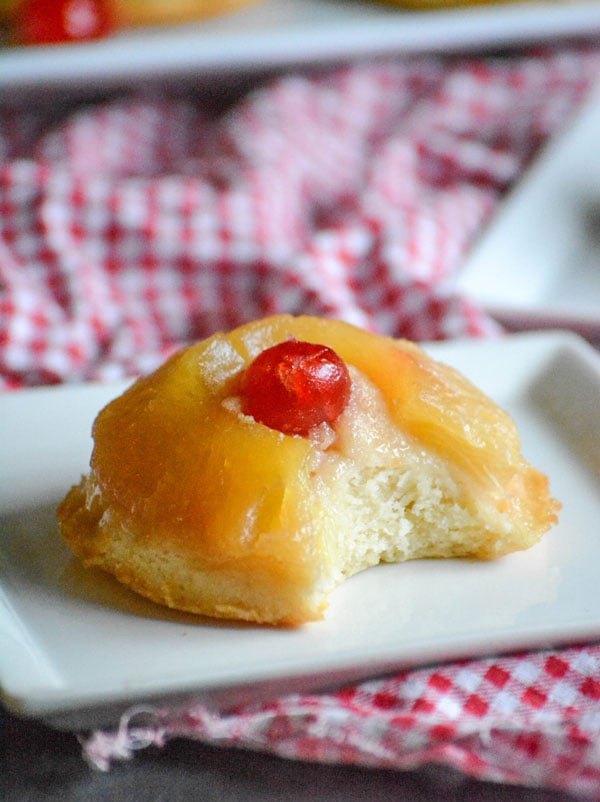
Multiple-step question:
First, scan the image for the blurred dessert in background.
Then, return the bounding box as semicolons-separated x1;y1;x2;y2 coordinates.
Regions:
376;0;523;7
1;0;264;46
113;0;263;28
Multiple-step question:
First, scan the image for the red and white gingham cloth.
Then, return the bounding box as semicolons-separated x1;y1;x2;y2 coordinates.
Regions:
1;46;598;390
83;644;600;797
3;45;600;796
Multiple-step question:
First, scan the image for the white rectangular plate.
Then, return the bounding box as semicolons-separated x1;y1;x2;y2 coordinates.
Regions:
2;331;600;729
457;83;600;337
2;0;600;95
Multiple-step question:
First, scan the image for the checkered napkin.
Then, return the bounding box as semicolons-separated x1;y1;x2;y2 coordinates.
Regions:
3;45;600;796
1;46;598;390
83;645;600;797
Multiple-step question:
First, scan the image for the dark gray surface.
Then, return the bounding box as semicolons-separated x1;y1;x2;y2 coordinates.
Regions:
2;708;581;802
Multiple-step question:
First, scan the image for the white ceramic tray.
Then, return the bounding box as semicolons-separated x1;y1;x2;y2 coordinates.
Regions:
2;0;600;95
2;331;600;729
457;82;600;337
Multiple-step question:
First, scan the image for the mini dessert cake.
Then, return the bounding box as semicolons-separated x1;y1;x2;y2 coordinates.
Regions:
57;315;560;625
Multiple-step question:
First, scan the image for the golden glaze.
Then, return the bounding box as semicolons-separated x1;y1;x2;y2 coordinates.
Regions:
90;315;558;564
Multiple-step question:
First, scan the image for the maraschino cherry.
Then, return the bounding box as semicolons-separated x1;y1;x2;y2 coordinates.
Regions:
241;339;351;436
15;0;114;45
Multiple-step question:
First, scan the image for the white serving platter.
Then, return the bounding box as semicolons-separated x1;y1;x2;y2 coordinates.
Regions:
1;330;600;729
457;82;600;337
1;0;600;95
